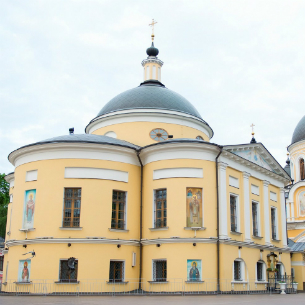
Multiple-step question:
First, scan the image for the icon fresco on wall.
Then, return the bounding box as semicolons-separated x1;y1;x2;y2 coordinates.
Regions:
187;259;201;281
18;260;31;282
186;188;202;227
23;189;36;229
299;191;305;216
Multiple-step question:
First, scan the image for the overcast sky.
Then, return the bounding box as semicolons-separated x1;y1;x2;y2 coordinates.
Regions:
1;0;305;174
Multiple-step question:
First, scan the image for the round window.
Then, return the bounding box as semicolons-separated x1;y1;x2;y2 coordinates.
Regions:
150;128;168;142
196;136;203;140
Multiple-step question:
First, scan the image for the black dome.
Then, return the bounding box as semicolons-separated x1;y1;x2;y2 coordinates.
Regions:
146;42;159;57
291;115;305;144
96;81;203;120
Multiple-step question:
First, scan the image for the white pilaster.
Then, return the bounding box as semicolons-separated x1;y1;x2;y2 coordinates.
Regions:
286;202;291;221
263;180;271;246
218;162;228;239
291;202;295;221
243;172;251;242
280;188;288;247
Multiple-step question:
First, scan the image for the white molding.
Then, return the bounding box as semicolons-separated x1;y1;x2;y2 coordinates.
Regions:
65;167;128;183
229;176;239;188
251;184;259;196
140;142;219;165
9;143;140;167
86;109;213;139
270;191;277;202
220;153;288;186
5;173;14;187
291;261;305;266
25;170;38;182
287;181;305;202
219;162;228;239
280;189;288;247
153;168;203;180
263;181;271;245
243;172;251;242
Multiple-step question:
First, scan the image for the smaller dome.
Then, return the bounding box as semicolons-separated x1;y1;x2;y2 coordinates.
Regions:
146;42;159;57
291;115;305;144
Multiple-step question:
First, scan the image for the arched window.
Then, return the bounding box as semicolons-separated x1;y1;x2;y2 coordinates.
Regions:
232;259;247;282
146;66;150;80
300;158;305;180
276;263;285;280
152;65;156;79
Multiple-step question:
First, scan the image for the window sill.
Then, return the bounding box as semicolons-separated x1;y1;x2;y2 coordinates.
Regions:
59;227;82;230
184;227;206;231
252;235;263;240
106;281;129;284
255;281;268;284
231;281;248;284
149;227;169;231
14;281;32;285
185;281;205;284
230;231;242;235
19;228;36;232
108;228;129;232
272;239;281;242
148;281;169;284
54;281;80;284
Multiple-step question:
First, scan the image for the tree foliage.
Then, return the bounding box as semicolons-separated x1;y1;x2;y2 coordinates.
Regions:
0;173;9;238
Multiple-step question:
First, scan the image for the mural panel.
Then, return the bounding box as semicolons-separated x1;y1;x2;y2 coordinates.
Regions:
18;260;31;282
187;259;201;281
299;191;305;216
23;189;36;229
186;188;202;227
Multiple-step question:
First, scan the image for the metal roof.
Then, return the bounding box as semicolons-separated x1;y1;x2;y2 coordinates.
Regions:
289;241;305;252
291;115;305;144
96;81;204;120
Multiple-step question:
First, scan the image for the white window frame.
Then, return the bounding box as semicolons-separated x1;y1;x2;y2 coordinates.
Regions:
230;193;240;233
232;258;247;283
152;188;167;228
229;176;239;188
271;206;279;240
109;259;125;282
270;191;277;202
152;259;167;282
252;201;261;236
251;184;259;196
255;261;267;282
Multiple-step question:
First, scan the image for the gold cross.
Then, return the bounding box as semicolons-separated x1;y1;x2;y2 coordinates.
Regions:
250;123;255;135
149;19;158;40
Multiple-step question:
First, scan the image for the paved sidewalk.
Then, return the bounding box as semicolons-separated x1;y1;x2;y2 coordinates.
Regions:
0;294;303;305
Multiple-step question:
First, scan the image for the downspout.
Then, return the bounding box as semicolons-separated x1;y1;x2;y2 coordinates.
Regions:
137;151;144;290
215;146;223;294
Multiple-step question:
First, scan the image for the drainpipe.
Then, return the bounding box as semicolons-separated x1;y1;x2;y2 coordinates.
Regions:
137;151;144;291
215;147;223;294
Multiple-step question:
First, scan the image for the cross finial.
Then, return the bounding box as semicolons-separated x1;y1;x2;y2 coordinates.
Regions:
250;123;255;135
149;19;158;41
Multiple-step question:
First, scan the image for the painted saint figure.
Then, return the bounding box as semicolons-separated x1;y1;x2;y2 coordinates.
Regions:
189;194;200;224
189;261;200;281
26;193;35;223
300;191;305;216
22;261;30;282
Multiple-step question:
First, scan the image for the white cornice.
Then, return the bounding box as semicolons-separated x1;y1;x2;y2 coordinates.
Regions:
288;139;305;153
287;181;305;202
4;173;14;184
141;238;217;245
86;109;213;139
9;142;140;167
140;142;219;165
141;58;164;66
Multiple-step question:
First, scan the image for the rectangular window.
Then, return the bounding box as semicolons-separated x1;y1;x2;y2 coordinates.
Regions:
234;260;241;281
63;188;81;227
59;259;78;282
154;189;167;228
230;195;238;232
0;256;3;272
111;190;126;230
271;208;277;240
257;262;263;281
252;202;259;236
153;260;167;282
109;261;124;282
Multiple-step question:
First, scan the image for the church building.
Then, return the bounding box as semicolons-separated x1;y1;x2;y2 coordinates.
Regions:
2;30;293;294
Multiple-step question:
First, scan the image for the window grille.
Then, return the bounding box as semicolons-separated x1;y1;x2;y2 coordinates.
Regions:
257;262;263;281
234;260;241;281
63;188;81;227
300;158;305;180
0;256;3;272
109;261;124;282
230;196;237;232
153;260;167;282
276;263;282;279
59;260;78;282
252;203;258;236
271;208;277;240
111;191;126;230
154;189;167;228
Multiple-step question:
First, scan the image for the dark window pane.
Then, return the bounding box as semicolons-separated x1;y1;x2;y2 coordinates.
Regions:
65;200;71;208
74;200;81;208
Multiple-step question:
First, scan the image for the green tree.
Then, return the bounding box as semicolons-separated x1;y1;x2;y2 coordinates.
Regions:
0;173;9;238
